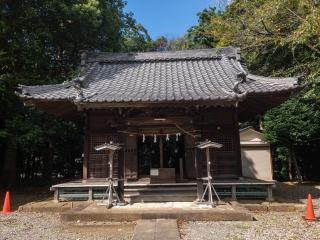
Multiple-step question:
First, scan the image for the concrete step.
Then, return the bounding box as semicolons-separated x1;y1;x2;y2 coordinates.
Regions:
124;186;196;192
125;194;197;203
133;219;179;240
60;203;254;222
124;191;197;197
124;184;197;203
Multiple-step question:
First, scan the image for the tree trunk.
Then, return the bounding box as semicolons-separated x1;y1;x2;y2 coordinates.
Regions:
2;137;17;187
288;147;293;181
290;144;303;183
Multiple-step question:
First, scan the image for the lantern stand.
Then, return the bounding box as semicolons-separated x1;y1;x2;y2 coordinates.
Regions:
196;140;223;207
94;141;125;209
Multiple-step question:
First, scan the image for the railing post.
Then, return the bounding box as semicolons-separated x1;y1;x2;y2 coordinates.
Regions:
231;185;237;201
88;187;93;201
266;185;274;201
53;188;59;203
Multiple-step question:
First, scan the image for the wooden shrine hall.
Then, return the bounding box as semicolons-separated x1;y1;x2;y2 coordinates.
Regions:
17;46;302;202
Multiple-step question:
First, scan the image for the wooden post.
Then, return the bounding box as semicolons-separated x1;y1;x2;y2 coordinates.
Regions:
82;111;89;181
233;107;242;177
195;148;203;200
206;148;213;204
266;185;274;202
179;157;184;180
88;187;93;201
231;185;237;201
117;140;125;202
53;188;59;203
107;150;114;207
108;151;114;179
159;137;164;168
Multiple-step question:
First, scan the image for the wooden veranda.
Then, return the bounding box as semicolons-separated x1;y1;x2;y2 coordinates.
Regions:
51;178;275;203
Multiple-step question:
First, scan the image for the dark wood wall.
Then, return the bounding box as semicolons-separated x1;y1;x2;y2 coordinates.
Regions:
83;110;122;179
199;109;241;178
83;106;242;180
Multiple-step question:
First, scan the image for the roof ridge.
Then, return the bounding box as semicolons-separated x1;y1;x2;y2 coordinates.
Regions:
84;46;239;64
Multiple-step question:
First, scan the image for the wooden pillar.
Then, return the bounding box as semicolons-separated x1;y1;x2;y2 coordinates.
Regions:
82;111;89;181
179;157;184;180
195;148;203;200
233;106;242;177
159;137;164;168
117;135;125;202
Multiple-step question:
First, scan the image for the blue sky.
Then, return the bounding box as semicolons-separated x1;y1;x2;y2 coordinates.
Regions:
125;0;228;40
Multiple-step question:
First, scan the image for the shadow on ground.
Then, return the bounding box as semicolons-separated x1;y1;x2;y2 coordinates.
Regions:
0;185;52;211
273;181;320;204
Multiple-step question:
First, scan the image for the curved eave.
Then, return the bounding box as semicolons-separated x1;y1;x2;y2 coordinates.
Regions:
19;97;83;122
238;85;303;121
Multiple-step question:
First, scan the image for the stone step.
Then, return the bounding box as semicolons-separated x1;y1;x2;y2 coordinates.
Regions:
125;194;197;203
125;192;196;197
124;183;197;202
125;184;196;189
133;219;179;240
60;203;254;222
124;186;196;192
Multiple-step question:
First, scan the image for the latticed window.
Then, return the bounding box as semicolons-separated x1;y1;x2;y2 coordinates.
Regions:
88;134;120;178
201;126;237;176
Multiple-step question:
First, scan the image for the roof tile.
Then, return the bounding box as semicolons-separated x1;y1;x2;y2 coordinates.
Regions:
18;47;301;104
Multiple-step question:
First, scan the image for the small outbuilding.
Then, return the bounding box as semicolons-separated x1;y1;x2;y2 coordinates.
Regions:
240;126;273;181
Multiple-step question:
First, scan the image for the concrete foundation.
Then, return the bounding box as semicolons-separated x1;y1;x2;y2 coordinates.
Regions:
60;202;254;222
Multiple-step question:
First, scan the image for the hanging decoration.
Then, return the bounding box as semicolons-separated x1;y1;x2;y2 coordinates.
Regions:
139;132;183;143
176;133;181;142
166;134;170;141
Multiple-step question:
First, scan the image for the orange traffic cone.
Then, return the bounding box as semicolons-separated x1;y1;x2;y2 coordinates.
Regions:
304;193;316;221
1;191;11;214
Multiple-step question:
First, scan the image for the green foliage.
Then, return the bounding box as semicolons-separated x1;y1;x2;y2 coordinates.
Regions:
149;36;190;51
186;7;222;48
264;95;320;145
0;0;152;183
187;0;320;180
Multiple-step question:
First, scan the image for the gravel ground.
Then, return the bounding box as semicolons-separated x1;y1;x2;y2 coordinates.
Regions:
0;212;134;240
180;212;320;240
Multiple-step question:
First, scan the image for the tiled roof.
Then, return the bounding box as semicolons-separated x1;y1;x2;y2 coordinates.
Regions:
17;47;301;105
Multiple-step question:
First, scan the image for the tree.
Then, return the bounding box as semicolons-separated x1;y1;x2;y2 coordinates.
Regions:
264;95;320;181
0;0;152;186
187;0;320;181
186;7;221;48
